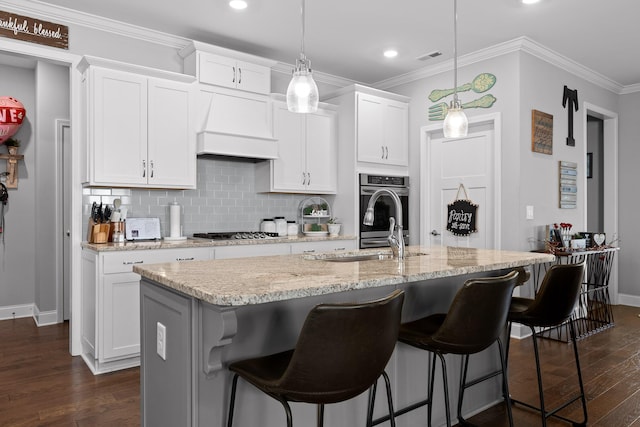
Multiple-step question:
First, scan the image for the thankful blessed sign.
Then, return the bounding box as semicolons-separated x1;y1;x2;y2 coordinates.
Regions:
0;10;68;49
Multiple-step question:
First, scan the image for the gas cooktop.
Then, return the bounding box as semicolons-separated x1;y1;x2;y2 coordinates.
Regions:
192;231;279;240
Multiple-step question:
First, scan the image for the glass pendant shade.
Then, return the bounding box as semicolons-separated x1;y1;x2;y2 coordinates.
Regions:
443;99;468;138
287;57;319;113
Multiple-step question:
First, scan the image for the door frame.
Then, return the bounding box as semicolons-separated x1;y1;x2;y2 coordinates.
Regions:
56;119;71;322
583;102;619;304
419;112;502;248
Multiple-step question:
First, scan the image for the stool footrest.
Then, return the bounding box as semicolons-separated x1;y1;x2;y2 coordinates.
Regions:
510;395;584;424
370;398;430;426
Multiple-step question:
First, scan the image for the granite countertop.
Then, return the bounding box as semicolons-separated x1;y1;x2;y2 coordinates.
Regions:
133;246;555;306
81;234;357;252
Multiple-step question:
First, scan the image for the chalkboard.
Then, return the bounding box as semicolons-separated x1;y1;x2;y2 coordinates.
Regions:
447;199;478;236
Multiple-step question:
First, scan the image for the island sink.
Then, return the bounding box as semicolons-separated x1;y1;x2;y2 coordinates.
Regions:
305;249;429;262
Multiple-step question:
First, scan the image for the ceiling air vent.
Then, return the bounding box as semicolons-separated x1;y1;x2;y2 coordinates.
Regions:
416;51;442;61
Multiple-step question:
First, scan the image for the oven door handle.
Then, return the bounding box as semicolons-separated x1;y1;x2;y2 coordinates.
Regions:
360;239;391;247
360;187;409;196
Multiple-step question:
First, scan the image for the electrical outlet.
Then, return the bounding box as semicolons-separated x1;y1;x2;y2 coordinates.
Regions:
157;322;167;360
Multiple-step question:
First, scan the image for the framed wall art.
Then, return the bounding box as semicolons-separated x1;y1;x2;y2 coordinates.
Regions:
559;161;577;209
532;109;553;154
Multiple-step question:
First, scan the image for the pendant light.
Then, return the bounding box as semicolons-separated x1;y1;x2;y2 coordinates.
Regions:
286;0;319;113
443;0;468;138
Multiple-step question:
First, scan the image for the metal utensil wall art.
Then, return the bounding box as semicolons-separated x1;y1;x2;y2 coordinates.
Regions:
428;73;498;121
447;184;478;236
562;85;578;147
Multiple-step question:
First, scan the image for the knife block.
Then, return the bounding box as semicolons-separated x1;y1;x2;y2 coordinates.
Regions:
87;220;110;243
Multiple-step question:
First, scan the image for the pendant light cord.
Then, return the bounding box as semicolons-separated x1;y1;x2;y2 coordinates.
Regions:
453;0;459;105
300;0;306;61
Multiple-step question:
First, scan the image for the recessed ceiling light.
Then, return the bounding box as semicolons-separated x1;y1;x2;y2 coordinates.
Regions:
384;49;398;58
229;0;248;10
521;0;540;4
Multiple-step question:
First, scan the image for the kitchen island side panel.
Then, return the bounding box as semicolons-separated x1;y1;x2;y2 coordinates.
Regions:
141;269;514;427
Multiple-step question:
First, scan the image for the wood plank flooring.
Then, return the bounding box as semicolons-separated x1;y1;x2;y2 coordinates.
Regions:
0;305;639;426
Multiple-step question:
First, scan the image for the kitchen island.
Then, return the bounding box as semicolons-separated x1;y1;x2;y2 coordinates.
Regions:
135;246;554;427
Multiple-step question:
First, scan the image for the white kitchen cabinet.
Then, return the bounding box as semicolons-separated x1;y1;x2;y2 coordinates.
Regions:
180;41;275;95
81;247;213;374
357;92;409;166
214;243;290;259
79;56;196;188
255;100;337;193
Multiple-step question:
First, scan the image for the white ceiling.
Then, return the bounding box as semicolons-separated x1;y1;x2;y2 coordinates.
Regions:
22;0;640;88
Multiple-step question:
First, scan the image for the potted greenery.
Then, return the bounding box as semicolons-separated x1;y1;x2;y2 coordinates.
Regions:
327;217;341;236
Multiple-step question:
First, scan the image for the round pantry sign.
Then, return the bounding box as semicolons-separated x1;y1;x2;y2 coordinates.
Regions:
446;184;478;236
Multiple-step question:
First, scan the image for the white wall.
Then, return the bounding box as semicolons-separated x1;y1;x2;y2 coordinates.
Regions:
0;64;36;315
34;61;70;316
618;92;640;298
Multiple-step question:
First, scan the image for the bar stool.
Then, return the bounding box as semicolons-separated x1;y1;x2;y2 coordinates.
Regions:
369;270;520;427
226;290;405;427
508;262;587;427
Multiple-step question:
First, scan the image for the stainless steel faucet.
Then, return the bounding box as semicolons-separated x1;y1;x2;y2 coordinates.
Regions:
362;188;405;259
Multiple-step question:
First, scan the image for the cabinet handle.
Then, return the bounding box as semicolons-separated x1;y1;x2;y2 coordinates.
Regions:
150;160;154;178
123;260;144;265
176;257;195;261
232;66;236;83
307;172;311;186
142;160;146;177
302;172;306;185
385;146;389;159
334;247;346;251
381;146;385;159
238;67;242;84
303;249;316;253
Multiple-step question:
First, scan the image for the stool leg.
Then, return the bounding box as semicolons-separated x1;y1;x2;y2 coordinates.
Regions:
456;354;470;425
529;325;548;427
496;338;514;427
381;371;397;427
436;352;452;427
366;380;378;426
569;319;588;426
317;403;324;427
428;353;437;427
227;373;240;427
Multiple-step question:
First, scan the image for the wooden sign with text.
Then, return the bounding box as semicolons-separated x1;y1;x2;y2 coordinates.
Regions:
0;10;68;49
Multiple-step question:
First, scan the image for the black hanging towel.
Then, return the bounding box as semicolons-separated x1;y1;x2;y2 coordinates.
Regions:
446;184;478;236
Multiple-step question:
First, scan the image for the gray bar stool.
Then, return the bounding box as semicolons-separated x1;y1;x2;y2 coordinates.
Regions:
369;270;520;427
226;290;405;427
507;262;588;427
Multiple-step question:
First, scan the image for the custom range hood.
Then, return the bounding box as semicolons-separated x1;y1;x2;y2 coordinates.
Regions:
196;92;279;160
181;41;280;160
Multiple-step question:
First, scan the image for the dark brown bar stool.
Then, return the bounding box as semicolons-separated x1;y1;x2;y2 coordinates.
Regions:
226;290;405;427
508;262;587;427
369;270;520;427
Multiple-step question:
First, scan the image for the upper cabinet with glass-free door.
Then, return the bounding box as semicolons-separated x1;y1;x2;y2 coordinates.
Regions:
79;56;196;189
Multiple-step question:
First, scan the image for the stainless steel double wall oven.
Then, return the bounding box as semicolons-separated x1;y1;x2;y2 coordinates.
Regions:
359;174;410;249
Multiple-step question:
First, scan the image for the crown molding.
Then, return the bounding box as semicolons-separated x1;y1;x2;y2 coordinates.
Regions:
376;36;629;95
0;0;191;49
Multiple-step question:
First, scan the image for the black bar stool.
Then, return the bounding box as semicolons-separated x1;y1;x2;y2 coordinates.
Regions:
226;290;405;427
369;270;520;427
508;262;588;427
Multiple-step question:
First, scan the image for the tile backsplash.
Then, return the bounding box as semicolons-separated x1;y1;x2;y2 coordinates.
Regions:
83;157;334;238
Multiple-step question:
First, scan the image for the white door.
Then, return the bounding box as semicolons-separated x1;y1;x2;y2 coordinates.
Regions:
423;122;499;249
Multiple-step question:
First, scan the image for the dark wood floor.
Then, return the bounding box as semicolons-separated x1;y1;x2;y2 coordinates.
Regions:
1;305;639;426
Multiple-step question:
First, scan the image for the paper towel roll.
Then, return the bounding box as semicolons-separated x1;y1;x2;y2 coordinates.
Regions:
169;202;181;237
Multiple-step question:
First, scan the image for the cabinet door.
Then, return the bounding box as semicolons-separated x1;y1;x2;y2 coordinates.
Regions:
235;60;271;94
305;110;337;193
272;102;305;191
356;93;386;164
290;239;356;254
101;272;141;360
92;68;147;185
198;53;237;89
383;100;409;166
148;79;196;188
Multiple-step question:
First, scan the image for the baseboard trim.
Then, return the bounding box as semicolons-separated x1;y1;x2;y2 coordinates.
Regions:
509;323;532;340
0;304;34;321
33;306;59;326
618;294;640;307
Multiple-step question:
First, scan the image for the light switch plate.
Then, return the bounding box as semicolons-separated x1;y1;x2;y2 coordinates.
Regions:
526;205;534;220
